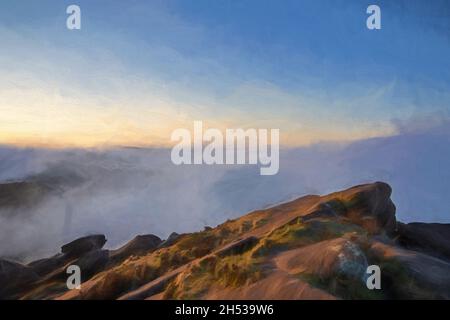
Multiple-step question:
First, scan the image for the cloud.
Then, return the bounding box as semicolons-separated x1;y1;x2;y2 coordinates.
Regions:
1;117;450;261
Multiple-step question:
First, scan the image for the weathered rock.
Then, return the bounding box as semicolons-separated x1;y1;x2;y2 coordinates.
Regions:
158;232;181;248
396;222;450;261
75;249;110;281
34;249;110;286
0;259;39;299
329;182;397;234
61;234;107;257
28;253;69;277
369;241;450;299
275;237;368;281
110;234;162;263
335;241;368;281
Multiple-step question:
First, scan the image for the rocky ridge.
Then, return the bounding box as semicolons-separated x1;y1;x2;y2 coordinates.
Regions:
1;182;449;300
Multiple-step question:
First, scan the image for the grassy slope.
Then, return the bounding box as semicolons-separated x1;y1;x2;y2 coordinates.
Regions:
19;182;448;300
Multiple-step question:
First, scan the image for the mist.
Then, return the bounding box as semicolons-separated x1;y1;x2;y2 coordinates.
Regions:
1;120;450;261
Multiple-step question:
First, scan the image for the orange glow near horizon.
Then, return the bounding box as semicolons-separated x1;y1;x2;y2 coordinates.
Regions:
0;83;396;149
0;119;396;149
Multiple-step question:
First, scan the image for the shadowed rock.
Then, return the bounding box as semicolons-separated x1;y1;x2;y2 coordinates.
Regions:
369;241;450;299
327;182;397;234
75;250;110;281
396;222;450;261
158;232;181;248
110;234;162;263
27;254;69;277
0;260;38;299
61;234;107;258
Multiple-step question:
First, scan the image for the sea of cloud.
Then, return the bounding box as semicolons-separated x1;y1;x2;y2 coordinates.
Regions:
1;119;449;261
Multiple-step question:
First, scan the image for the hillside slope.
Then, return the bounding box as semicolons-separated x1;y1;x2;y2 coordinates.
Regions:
1;182;449;300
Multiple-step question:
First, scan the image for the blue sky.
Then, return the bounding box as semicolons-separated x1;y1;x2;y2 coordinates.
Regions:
0;0;449;146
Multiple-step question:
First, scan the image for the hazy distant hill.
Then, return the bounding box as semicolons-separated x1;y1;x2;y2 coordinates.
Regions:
0;166;85;215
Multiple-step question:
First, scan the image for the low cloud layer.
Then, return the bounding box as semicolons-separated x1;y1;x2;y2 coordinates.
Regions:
1;120;450;261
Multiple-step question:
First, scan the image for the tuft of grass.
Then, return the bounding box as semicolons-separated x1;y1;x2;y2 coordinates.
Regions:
375;258;439;299
213;253;265;288
298;272;384;300
251;220;365;257
240;220;254;233
164;252;266;299
255;218;269;228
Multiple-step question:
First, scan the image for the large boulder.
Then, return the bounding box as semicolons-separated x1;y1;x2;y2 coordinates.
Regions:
110;234;162;263
61;234;107;258
158;232;181;248
326;182;397;234
0;259;39;299
396;222;450;261
369;241;450;299
275;237;368;281
74;249;110;281
28;250;110;288
27;253;68;277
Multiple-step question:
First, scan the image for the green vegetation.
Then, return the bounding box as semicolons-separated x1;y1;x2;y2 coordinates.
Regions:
252;219;365;257
213;253;265;287
164;251;266;299
375;258;439;299
255;218;269;228
298;272;384;300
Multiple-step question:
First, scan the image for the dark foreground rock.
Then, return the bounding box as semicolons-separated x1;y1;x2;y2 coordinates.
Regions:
0;259;38;299
61;234;107;257
396;222;450;261
110;234;162;263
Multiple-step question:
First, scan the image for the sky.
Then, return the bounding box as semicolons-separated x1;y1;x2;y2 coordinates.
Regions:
0;0;449;147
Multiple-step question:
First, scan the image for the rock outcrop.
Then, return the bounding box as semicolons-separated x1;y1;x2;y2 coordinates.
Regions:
1;182;449;300
61;234;107;258
110;234;162;263
0;260;38;299
396;222;450;261
324;182;397;234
